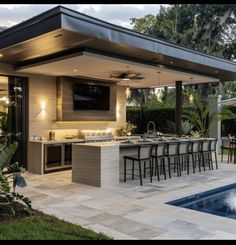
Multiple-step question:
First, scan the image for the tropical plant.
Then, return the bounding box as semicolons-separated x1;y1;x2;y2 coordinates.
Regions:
0;111;8;133
128;88;154;107
118;122;137;136
181;120;194;135
0;142;31;217
183;92;235;137
190;130;202;138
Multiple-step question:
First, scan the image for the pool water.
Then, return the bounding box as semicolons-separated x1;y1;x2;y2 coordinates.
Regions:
167;183;236;219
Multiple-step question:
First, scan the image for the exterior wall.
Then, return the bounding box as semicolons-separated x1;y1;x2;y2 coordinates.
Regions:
57;76;117;121
28;76;126;140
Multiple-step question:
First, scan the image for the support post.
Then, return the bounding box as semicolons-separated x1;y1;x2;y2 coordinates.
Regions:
208;94;222;154
175;81;182;136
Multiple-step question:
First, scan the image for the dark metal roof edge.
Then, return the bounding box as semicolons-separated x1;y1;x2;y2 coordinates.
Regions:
0;5;235;68
0;5;62;39
59;6;236;66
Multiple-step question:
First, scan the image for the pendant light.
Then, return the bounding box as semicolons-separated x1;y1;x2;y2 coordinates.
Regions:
155;71;162;101
189;77;194;103
124;65;131;99
125;81;131;99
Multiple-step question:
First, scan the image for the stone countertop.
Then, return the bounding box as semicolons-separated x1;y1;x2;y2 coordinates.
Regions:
74;138;202;148
29;137;210;146
29;139;85;144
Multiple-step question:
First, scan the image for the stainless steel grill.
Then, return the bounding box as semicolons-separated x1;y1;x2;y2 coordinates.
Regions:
84;135;114;143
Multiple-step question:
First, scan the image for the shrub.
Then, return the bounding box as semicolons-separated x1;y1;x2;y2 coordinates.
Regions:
0;142;31;217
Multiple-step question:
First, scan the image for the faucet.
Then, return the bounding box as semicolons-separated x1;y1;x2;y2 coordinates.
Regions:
146;121;156;137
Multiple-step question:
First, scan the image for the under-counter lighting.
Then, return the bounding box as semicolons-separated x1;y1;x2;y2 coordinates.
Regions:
82;129;112;133
82;129;112;136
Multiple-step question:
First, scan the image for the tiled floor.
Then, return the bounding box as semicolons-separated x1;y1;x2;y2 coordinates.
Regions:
19;161;236;240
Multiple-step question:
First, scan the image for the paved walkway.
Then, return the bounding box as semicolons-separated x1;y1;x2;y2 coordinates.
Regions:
19;162;236;240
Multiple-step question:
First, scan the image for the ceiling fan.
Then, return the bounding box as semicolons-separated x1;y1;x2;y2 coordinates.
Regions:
109;66;145;81
110;72;145;80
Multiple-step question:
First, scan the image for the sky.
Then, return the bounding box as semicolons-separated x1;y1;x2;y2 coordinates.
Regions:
0;4;166;29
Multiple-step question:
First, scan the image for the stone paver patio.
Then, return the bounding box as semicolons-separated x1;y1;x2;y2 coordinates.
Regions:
19;161;236;240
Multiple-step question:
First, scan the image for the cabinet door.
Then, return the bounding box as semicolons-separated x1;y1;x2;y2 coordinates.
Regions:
45;144;63;170
64;143;72;165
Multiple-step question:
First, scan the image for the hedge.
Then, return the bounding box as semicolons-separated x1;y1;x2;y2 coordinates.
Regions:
222;106;236;136
126;107;176;134
127;105;236;136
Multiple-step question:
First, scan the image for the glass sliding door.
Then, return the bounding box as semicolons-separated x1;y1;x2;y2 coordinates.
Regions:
0;75;28;168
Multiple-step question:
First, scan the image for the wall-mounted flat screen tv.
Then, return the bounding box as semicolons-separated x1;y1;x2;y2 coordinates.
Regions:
73;83;110;110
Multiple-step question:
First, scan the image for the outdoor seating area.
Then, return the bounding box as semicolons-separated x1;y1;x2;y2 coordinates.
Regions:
0;4;236;240
123;138;218;186
221;136;236;164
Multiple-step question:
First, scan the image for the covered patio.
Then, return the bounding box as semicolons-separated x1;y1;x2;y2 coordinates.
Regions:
1;6;236;138
1;5;236;240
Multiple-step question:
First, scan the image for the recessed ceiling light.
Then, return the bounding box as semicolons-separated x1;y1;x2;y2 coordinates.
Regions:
214;70;218;73
0;54;3;58
170;61;174;64
73;69;78;72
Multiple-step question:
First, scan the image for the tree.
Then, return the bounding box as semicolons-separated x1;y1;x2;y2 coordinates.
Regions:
131;4;236;60
128;88;154;107
127;88;154;132
217;81;236;100
145;87;176;109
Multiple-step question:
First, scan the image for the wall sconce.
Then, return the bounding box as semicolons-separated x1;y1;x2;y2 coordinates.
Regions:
41;100;46;111
36;99;48;120
116;104;120;119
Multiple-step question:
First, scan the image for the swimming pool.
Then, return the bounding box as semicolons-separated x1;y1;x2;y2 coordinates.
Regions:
167;183;236;219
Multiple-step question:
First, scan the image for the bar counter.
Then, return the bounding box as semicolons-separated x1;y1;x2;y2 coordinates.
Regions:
72;138;210;188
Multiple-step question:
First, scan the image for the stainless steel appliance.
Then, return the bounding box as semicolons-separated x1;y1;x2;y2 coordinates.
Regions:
84;135;114;143
44;143;73;173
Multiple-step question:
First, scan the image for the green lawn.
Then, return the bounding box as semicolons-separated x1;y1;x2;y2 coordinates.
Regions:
0;214;112;240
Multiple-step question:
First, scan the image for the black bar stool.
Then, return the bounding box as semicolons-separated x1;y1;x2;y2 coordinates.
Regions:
178;141;190;175
188;140;202;173
123;144;153;186
209;138;218;169
221;136;233;163
167;142;181;177
151;143;169;181
200;139;213;171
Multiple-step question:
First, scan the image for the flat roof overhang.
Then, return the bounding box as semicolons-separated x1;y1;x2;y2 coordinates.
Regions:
0;6;236;82
17;51;219;88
